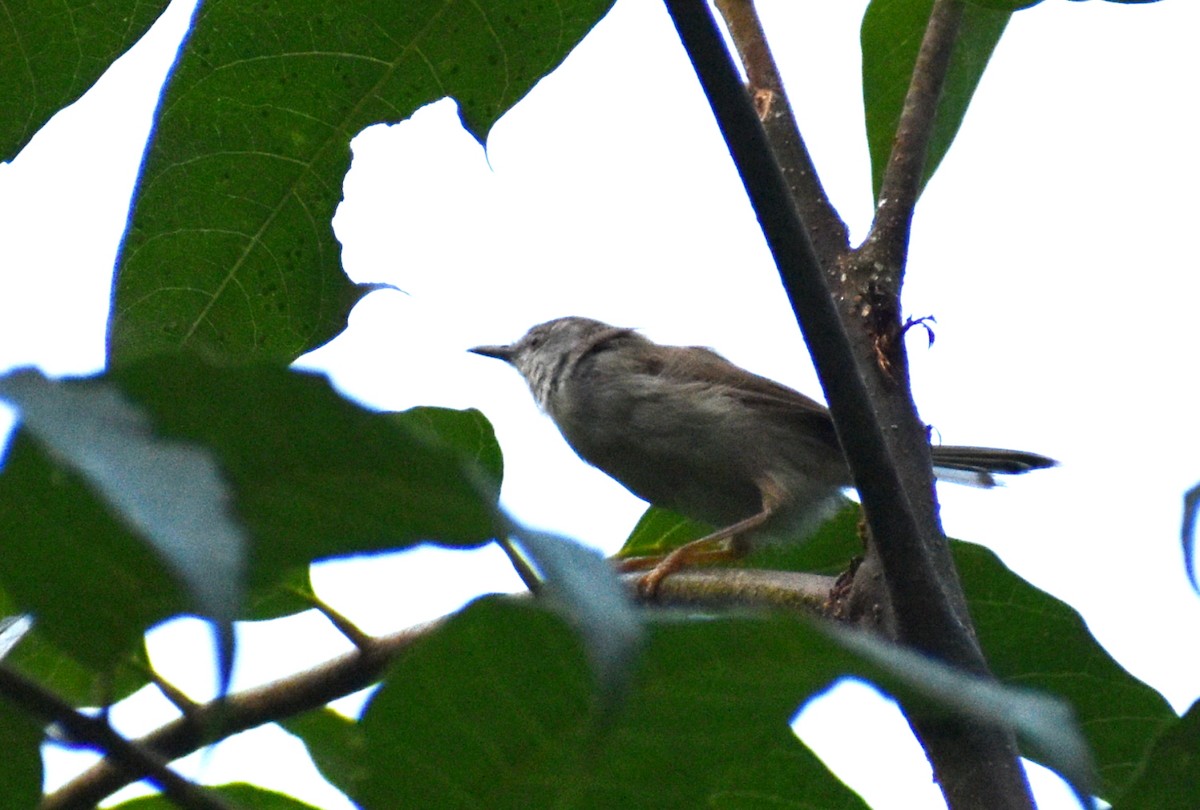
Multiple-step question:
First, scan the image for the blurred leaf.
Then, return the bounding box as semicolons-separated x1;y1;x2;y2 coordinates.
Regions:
358;596;1094;807
0;0;170;162
0;587;151;704
106;0;615;365
1183;482;1199;591
510;527;641;705
359;598;870;809
282;708;369;806
955;541;1177;799
862;0;1010;200
0;358;501;674
0;367;244;683
0;615;32;661
1112;699;1200;810
100;358;503;599
113;782;324;809
0;426;193;672
829;622;1094;796
0;696;43;810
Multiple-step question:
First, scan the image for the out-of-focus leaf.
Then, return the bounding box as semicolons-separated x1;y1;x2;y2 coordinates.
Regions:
829;622;1094;796
112;782;324;809
0;358;502;674
0;587;151;704
955;541;1177;799
357;596;1095;807
107;0;615;365
862;0;1010;200
1182;482;1199;591
0;695;44;810
0;368;244;684
101;358;503;598
0;615;32;661
510;527;641;706
282;708;369;806
1112;699;1200;810
0;0;170;162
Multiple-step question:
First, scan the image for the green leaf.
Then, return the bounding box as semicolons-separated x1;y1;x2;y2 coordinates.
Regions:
358;596;1096;807
0;615;31;662
617;506;714;558
862;0;1010;200
0;0;170;162
956;542;1178;799
282;708;370;806
618;499;860;574
106;0;615;365
1112;699;1200;810
0;591;152;705
359;598;870;809
0;426;192;672
510;527;641;704
0;696;43;810
101;357;504;599
0;368;245;673
112;782;325;809
0;358;502;673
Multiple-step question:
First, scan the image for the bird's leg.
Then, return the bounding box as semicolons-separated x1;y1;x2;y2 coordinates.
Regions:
628;478;784;599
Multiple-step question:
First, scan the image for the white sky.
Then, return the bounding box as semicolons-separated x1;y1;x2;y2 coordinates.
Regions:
2;0;1198;808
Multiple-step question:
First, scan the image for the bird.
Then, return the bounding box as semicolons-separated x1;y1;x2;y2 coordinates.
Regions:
470;316;1056;591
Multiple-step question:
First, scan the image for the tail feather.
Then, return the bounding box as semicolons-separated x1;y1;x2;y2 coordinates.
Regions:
930;446;1057;488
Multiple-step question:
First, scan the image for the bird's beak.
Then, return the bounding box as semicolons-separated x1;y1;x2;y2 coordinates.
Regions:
468;343;515;362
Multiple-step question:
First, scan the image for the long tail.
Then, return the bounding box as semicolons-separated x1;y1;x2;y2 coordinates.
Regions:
929;446;1057;488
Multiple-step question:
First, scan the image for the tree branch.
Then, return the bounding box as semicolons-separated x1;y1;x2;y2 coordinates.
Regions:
713;0;849;267
659;2;1033;807
0;666;231;810
41;622;432;810
44;567;838;809
860;0;964;276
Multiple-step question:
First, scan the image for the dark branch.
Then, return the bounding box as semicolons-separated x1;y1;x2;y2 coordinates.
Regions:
41;622;433;810
0;666;231;810
659;2;1033;807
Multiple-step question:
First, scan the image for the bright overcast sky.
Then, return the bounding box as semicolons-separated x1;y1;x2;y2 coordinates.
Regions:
2;0;1199;808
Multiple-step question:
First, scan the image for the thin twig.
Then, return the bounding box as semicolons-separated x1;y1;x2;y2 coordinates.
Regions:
43;561;842;809
713;0;849;267
861;0;965;276
298;589;375;652
0;666;231;810
41;622;432;809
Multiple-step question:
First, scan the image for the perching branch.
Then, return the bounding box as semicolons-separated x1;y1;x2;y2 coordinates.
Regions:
43;569;835;809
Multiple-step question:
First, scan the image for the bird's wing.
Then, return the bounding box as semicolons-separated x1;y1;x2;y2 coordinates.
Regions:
651;344;840;441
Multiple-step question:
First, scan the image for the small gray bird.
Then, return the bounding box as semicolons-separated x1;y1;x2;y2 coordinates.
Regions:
471;316;1055;584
